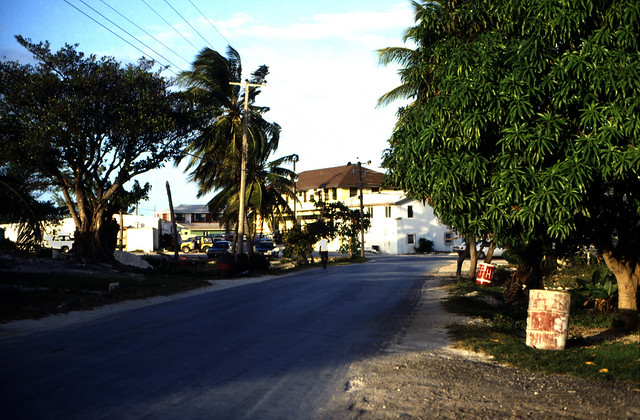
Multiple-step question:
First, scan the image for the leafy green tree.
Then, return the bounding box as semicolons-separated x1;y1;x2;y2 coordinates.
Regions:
177;46;284;254
281;224;316;264
382;0;640;328
314;201;371;258
0;37;192;262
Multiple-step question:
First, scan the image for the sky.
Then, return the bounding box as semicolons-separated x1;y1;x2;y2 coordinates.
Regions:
0;0;415;215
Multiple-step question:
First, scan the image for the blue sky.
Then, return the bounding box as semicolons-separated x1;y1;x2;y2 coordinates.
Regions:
0;0;414;214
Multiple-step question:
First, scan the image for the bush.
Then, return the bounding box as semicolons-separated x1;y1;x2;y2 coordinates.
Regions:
415;238;434;253
570;268;618;313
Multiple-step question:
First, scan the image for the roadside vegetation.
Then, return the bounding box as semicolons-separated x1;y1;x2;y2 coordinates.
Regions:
444;258;640;385
0;244;361;323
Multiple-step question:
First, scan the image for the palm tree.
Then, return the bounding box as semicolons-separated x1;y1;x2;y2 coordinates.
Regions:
377;1;441;107
207;151;298;255
0;164;64;249
177;46;286;254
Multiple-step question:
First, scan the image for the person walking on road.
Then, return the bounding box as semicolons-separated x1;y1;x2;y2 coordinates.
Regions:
318;238;329;269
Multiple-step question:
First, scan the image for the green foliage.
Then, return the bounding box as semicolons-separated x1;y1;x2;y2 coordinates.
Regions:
381;0;640;323
0;37;192;261
572;269;619;312
415;238;434;253
0;164;65;249
282;224;315;263
446;279;639;383
314;201;371;257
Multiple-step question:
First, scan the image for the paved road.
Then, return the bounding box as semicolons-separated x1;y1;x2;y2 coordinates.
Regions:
0;254;455;420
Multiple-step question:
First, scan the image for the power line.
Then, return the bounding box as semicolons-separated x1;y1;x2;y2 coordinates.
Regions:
75;0;184;72
63;0;180;76
97;0;193;67
140;0;201;53
163;0;214;50
186;0;235;49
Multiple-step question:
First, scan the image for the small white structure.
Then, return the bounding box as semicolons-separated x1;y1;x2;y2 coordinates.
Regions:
1;214;162;253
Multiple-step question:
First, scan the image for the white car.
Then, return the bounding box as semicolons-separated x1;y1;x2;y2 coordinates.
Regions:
453;241;504;259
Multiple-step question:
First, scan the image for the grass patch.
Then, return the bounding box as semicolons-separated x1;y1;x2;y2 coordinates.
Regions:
0;270;212;322
445;277;640;384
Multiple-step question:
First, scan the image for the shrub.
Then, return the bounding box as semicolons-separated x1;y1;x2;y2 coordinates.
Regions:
571;268;618;313
415;238;434;253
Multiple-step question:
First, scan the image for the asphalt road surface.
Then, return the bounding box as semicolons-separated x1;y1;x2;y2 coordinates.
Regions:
0;254;454;419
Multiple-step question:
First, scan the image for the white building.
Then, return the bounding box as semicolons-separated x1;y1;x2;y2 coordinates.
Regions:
291;165;456;255
342;191;455;254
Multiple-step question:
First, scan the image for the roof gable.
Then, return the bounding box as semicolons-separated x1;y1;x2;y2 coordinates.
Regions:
296;165;385;190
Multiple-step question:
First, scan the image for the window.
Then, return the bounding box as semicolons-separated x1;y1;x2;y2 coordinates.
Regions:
303;191;307;202
175;213;186;223
445;231;454;245
385;206;391;218
371;187;379;193
407;234;415;244
332;188;337;200
407;205;414;218
309;194;315;202
192;213;207;223
366;206;373;216
350;187;358;197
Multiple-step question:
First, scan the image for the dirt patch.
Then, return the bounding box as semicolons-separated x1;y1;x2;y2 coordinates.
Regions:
321;263;640;419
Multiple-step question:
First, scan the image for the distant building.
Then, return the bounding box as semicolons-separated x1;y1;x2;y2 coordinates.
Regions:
155;204;224;239
291;164;387;223
289;165;455;254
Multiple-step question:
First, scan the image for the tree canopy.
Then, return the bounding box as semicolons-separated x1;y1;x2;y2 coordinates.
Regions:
0;36;193;261
381;0;640;328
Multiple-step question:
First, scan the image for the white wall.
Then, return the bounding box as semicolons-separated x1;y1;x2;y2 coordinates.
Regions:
125;228;157;253
364;199;454;254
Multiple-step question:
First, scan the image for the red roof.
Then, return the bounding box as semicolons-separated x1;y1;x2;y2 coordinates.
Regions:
296;165;385;190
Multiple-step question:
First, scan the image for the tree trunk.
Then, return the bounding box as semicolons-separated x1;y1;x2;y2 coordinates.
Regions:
485;242;496;264
603;250;639;330
73;212;118;263
467;237;479;279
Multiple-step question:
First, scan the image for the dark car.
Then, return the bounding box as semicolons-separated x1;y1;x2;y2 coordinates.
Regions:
254;241;280;258
207;240;231;258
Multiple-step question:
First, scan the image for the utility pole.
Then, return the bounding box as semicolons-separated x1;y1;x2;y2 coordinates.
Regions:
166;181;179;260
349;159;371;258
229;80;264;258
292;155;299;224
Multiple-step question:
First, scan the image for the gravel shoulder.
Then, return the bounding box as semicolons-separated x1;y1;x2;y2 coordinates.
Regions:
320;262;640;419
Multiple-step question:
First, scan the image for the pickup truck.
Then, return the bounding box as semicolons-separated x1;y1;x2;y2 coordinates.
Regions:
46;234;74;253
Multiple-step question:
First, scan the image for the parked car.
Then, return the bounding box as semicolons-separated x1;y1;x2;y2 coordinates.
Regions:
45;234;74;253
453;240;504;259
254;241;280;258
207;240;231;258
